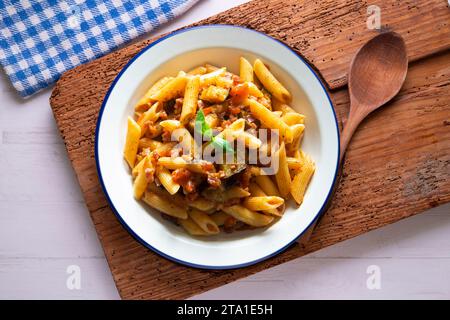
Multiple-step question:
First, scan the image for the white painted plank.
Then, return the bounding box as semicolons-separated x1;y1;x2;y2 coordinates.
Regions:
2;129;62;145
0;258;119;299
0;143;84;203
193;257;450;300
0;202;103;258
309;206;450;259
0;72;56;126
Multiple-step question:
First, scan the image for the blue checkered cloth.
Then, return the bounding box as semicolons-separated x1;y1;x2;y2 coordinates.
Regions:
0;0;198;98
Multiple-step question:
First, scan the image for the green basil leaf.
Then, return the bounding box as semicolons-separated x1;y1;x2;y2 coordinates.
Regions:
203;128;213;140
195;110;234;153
194;110;210;135
212;137;234;154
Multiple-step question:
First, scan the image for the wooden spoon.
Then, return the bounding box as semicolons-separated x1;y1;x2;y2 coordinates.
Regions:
340;31;408;162
299;32;408;246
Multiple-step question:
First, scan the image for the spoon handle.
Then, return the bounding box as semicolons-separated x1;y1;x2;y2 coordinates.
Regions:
339;104;367;163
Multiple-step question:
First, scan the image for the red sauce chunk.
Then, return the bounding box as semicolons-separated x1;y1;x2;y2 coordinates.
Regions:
161;128;172;142
207;172;222;188
200;161;215;172
172;168;191;185
229;106;242;115
230;83;250;104
184;179;197;194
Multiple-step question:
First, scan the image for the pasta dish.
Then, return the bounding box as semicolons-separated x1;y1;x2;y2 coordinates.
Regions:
123;57;315;236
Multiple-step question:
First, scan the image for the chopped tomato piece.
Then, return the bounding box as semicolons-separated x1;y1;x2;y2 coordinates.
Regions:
230;106;241;115
230;83;249;104
232;74;241;85
172;168;191;185
202;106;213;115
161;128;171;142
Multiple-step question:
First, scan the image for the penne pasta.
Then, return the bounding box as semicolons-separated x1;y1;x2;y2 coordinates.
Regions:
189;197;217;212
222;205;274;227
291;124;305;140
189;208;220;234
202;118;246;151
143;124;162;139
272;111;283;117
294;149;302;160
248;166;264;176
248;182;265;197
147;183;186;206
290;152;315;205
200;68;226;87
187;65;207;75
243;196;284;211
147;182;217;214
178;217;209;236
248;182;284;216
135;76;172;111
159;119;182;131
200;85;229;103
160;123;196;155
254;175;281;197
286;156;302;171
274;142;291;198
286;124;305;155
247;82;264;98
124;117;141;168
137;102;160;127
139;138;163;151
132;155;146;178
254;59;292;103
223;186;251;200
245;98;293;143
202;185;250;203
235;131;262;149
150;75;188;102
137;102;161;137
281;112;305;125
156;166;180;195
239;57;254;83
174;128;197;156
272;99;295;114
154;142;177;155
210;211;231;226
214;118;245;140
143;191;187;219
180;76;200;124
157;157;215;174
133;156;151;199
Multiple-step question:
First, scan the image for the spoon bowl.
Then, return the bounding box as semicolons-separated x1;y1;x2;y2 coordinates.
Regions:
340;32;408;161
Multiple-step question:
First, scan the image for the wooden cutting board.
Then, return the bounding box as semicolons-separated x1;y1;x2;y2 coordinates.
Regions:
49;0;450;299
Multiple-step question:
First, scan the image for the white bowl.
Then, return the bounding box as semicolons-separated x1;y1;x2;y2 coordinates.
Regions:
96;25;339;269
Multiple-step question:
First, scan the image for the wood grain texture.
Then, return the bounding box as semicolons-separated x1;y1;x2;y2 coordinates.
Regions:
48;0;450;92
199;0;450;89
49;0;450;299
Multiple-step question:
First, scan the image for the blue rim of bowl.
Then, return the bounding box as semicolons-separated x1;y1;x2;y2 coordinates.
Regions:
95;25;340;270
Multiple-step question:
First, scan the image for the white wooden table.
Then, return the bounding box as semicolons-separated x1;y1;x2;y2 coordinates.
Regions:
0;0;449;300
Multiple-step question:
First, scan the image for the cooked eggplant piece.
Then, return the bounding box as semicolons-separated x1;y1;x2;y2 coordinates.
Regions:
220;163;247;179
